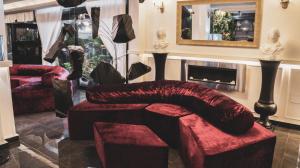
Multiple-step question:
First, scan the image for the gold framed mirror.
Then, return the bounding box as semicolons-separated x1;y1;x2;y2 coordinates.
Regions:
177;0;262;48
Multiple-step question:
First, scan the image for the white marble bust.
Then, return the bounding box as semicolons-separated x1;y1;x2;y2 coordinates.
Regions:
154;28;169;52
261;28;284;60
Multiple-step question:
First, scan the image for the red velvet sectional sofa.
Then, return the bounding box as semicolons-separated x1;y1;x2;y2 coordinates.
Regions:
68;80;276;168
9;64;69;115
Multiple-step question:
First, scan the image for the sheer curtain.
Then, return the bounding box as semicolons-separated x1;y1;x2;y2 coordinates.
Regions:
85;0;126;76
35;6;63;65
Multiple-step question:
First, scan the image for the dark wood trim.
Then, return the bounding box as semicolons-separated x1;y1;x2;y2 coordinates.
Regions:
125;0;129;84
0;142;10;165
5;135;20;149
0;142;9;150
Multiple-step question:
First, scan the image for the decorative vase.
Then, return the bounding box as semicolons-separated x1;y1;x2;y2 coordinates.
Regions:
254;59;281;129
152;53;168;81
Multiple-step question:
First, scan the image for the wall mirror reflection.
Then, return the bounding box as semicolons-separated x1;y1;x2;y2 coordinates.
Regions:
177;0;262;48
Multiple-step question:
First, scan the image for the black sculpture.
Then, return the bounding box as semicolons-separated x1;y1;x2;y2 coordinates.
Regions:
90;61;126;85
128;62;152;80
44;24;76;63
52;79;73;118
254;59;281;129
112;14;136;43
56;0;86;7
67;46;85;80
91;7;100;39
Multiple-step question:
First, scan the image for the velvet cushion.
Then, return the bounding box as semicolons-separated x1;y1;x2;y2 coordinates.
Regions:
42;66;69;87
12;82;55;115
179;114;276;168
68;101;149;140
86;80;254;134
94;122;168;168
145;103;192;147
10;76;42;86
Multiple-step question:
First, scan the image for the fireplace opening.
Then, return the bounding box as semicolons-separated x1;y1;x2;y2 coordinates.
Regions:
188;65;237;86
185;61;246;92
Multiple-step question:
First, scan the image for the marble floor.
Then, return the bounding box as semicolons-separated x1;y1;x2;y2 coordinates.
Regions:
0;91;299;168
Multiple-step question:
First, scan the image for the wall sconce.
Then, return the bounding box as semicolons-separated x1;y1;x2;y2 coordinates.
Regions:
281;0;290;9
153;0;165;13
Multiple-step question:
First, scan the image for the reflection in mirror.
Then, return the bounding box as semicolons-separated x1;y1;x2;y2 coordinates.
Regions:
0;36;3;61
181;2;256;42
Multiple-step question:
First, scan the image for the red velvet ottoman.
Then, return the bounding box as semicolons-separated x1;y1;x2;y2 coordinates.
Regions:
145;103;192;148
179;114;276;168
12;82;55;115
93;122;169;168
68;101;149;140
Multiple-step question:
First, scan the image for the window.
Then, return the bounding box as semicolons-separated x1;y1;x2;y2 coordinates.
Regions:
60;7;113;79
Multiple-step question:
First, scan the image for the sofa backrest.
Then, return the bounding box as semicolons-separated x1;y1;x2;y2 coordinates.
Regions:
10;65;54;76
86;81;255;135
10;64;69;87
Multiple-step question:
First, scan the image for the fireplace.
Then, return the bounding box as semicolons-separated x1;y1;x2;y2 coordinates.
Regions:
185;60;246;92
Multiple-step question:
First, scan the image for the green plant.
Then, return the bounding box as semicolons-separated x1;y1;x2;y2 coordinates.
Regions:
82;54;113;79
212;10;235;41
62;62;72;72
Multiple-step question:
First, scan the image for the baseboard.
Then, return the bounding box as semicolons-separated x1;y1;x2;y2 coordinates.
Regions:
254;117;300;130
5;135;20;149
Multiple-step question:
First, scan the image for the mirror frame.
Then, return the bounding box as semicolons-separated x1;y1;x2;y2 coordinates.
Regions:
176;0;262;48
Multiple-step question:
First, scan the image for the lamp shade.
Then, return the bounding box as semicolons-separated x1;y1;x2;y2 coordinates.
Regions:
112;14;136;43
128;62;152;80
56;0;86;7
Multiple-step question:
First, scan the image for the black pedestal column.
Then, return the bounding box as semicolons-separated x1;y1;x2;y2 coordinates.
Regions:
153;53;168;81
254;59;281;129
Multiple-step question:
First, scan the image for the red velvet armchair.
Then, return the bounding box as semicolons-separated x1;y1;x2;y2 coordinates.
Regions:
10;64;70;115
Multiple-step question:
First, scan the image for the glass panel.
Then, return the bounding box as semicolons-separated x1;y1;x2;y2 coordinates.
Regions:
15;27;39;41
181;2;256;42
0;36;3;61
59;10;113;80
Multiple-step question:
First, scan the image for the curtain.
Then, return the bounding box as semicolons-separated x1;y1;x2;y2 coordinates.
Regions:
5;11;34;23
85;0;126;76
35;6;63;65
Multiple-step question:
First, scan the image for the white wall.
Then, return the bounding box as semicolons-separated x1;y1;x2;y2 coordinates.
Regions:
136;0;300;61
0;0;17;142
134;0;300;125
142;56;300;125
